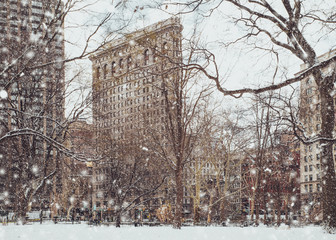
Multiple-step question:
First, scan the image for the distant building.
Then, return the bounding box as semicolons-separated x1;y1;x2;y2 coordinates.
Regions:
241;133;300;224
61;120;95;220
89;18;182;219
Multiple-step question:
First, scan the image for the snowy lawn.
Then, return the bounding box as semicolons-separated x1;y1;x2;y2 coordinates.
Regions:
0;222;334;240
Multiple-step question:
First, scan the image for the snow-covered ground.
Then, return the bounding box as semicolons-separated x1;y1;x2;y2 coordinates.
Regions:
0;222;334;240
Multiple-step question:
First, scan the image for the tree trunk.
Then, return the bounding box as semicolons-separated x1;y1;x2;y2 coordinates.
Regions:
174;166;183;229
16;200;29;225
220;199;227;224
116;212;121;228
193;205;200;224
255;188;260;226
207;193;213;225
276;199;281;226
318;71;336;232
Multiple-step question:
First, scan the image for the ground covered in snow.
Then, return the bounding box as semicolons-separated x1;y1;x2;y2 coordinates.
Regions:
0;222;334;240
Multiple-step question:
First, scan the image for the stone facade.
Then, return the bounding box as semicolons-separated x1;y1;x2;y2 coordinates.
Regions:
89;18;182;219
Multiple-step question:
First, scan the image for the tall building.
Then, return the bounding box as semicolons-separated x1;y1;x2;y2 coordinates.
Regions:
299;49;336;222
89;17;182;219
0;0;65;217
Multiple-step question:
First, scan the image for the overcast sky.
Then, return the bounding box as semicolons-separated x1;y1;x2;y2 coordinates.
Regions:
63;0;336;118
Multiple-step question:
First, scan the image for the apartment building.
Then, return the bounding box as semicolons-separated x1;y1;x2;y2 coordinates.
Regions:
0;0;65;216
299;49;336;222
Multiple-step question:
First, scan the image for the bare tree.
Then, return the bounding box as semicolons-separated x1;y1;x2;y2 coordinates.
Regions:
96;131;166;227
150;0;336;231
0;0;130;223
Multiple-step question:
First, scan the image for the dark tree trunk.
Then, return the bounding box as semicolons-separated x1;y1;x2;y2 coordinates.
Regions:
194;205;200;224
174;165;183;229
116;212;121;228
318;71;336;231
16;199;29;225
220;200;227;224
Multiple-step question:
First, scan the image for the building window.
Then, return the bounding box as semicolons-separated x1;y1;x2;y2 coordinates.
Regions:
309;184;313;192
305;184;308;193
317;184;321;192
96;67;100;79
119;58;124;69
103;64;107;79
127;56;132;69
316;154;320;160
304;166;308;172
316;104;320;111
316;164;320;170
305;175;308;182
306;87;313;95
144;49;149;65
162;42;168;55
316;114;321;121
304;156;307;162
309;165;313;171
309;175;313;181
111;61;116;75
316;173;321;180
309;145;312;152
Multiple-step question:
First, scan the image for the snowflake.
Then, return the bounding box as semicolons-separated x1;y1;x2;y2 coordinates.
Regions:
250;168;257;175
0;90;8;99
26;51;35;59
31;165;39;174
129;40;136;46
0;168;5;175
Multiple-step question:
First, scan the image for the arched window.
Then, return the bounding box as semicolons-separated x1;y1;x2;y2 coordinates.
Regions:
119;58;123;69
127;56;132;70
152;46;158;62
162;42;168;55
96;67;100;79
103;64;107;79
111;61;116;75
144;49;149;65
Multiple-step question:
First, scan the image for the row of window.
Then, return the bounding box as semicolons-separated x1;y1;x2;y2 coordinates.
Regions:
303;164;320;172
303;154;320;162
304;173;321;182
304;143;320;153
95;37;182;80
304;183;321;193
98;96;166;114
99;91;164;111
97;109;167;130
99;85;156;103
96;48;164;79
